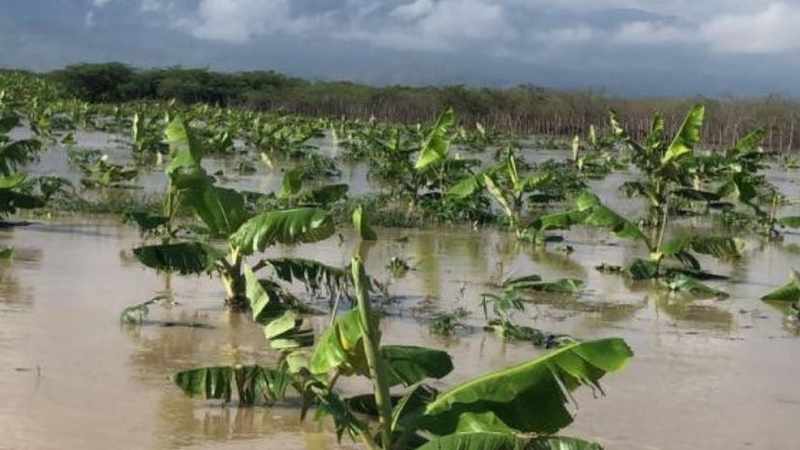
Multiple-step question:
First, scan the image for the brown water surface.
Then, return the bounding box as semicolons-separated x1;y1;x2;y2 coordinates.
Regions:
0;216;797;450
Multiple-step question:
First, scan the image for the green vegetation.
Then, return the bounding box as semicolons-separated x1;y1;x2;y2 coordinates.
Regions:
3;65;800;449
173;257;634;449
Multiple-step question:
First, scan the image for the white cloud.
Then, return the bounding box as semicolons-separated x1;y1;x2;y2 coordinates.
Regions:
85;11;95;28
165;0;800;58
613;21;691;45
701;2;800;53
390;0;435;21
177;0;296;43
93;0;114;7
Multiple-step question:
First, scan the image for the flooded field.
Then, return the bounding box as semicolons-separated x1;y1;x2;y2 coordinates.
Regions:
2;104;800;450
1;173;799;450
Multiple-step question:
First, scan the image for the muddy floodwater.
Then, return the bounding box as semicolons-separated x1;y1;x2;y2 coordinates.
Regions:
1;132;800;450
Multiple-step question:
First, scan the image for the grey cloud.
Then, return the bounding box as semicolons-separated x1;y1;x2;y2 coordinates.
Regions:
2;0;799;96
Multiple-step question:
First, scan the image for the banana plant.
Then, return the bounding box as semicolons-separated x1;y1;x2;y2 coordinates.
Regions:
532;191;740;294
132;117;343;309
78;154;138;189
131;111;167;155
0;110;45;221
617;105;706;232
449;149;566;242
174;256;633;450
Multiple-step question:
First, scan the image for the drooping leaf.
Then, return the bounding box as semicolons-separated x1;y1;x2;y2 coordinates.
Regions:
761;273;800;303
353;205;377;241
381;345;454;387
265;257;351;297
733;128;766;154
627;259;659;280
173;364;293;405
420;338;633;435
123;211;169;234
448;173;485;199
415;432;527;450
529;210;587;234
662;235;741;260
528;436;604;450
574;192;646;243
665;274;729;299
231;208;335;255
243;264;287;324
133;242;220;275
416;433;603;450
506;278;584;294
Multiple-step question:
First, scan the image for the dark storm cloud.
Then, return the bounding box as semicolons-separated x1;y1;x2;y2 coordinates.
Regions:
2;0;799;96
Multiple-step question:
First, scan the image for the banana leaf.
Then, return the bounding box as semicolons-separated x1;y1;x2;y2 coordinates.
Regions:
231;207;334;255
182;183;249;238
761;273;800;302
264;257;351;297
662;105;704;165
165;117;204;175
309;311;454;386
416;433;603;450
416;108;455;170
173;364;292;405
420;338;633;435
243;263;288;324
133;242;220;275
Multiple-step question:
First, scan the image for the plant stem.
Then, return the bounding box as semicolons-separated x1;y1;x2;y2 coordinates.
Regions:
351;257;393;450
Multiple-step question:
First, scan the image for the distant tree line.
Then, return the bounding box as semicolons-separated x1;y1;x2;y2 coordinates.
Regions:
47;62;800;151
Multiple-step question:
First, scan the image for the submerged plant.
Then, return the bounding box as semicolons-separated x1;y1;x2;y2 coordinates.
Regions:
132;117;345;309
0;110;45;221
173;256;633;449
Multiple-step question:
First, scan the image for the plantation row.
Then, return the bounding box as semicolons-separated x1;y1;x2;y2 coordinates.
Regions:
8;63;800;151
1;70;799;450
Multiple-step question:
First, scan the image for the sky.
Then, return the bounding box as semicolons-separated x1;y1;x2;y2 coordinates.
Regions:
2;0;800;96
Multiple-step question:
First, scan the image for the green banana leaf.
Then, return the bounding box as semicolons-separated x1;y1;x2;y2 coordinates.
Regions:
761;273;800;302
415;108;455;170
133;242;220;275
243;263;288;324
182;183;249;238
173;364;292;405
309;310;454;386
664;274;729;299
382;345;454;387
279;168;303;198
575;192;646;242
662;235;741;260
662;104;704;165
264;257;351;297
165;117;204;175
416;432;603;450
420;338;633;435
231;207;334;255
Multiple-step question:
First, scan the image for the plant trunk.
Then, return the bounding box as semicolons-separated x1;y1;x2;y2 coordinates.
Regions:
221;249;248;310
352;257;393;450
